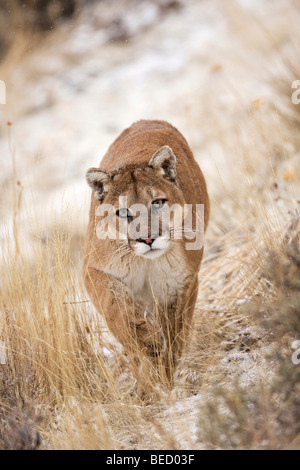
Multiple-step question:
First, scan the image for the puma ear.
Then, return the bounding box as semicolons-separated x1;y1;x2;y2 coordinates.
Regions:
86;168;112;201
149;146;177;182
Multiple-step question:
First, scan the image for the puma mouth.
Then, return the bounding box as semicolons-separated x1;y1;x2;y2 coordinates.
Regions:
133;236;170;259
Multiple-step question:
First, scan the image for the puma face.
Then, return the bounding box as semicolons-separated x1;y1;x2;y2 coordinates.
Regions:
86;146;185;260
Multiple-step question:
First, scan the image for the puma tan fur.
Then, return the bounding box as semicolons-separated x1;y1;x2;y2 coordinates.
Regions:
83;120;209;388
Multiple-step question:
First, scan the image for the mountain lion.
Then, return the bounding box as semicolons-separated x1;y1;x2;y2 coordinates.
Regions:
83;120;209;388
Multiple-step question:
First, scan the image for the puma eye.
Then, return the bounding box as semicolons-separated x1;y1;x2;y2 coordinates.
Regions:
116;208;129;218
152;198;167;209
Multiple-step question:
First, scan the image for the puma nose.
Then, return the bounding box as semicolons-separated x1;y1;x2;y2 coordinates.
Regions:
139;236;154;246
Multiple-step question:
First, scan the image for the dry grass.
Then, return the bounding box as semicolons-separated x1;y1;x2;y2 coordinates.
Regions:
0;0;300;450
